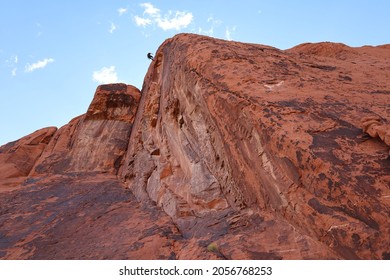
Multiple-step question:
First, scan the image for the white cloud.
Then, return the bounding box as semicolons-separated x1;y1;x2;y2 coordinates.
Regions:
109;22;118;33
141;3;160;16
134;3;193;31
225;26;236;41
92;66;118;84
134;15;152;27
13;55;18;64
118;7;127;16
11;68;17;76
25;58;54;73
156;11;193;31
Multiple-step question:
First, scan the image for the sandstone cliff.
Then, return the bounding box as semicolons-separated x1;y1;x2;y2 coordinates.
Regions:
0;34;389;259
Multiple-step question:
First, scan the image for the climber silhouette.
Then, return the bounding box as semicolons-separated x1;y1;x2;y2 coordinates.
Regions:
147;52;154;60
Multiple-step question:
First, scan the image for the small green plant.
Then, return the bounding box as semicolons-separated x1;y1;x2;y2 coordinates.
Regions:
207;242;219;253
207;242;227;259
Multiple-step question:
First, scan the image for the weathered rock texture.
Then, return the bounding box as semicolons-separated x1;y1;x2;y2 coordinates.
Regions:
30;83;140;175
0;127;57;189
1;34;389;259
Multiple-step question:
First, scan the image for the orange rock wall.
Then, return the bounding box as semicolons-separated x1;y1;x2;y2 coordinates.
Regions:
1;34;389;260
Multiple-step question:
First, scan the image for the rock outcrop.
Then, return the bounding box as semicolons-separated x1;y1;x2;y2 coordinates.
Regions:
361;116;390;150
0;127;57;188
1;34;389;260
30;83;140;175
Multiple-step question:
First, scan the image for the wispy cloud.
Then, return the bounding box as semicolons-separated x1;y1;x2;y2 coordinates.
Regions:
134;15;152;27
134;2;193;31
92;66;118;84
208;16;222;25
109;22;118;33
5;55;18;76
197;16;222;36
25;58;54;73
118;7;127;16
36;22;43;37
5;55;18;65
225;26;236;41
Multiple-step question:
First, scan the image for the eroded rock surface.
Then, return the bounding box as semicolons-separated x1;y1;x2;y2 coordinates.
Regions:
1;34;389;259
119;34;389;259
31;83;140;175
0;127;57;188
362;116;390;151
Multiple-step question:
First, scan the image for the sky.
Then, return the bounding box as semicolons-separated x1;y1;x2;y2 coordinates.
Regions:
1;0;389;145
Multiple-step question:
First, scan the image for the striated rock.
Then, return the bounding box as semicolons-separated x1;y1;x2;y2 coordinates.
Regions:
361;117;390;151
0;127;57;188
30;83;140;175
1;34;389;260
119;34;390;259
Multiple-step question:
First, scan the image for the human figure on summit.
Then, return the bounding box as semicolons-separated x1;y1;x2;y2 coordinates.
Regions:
147;52;154;60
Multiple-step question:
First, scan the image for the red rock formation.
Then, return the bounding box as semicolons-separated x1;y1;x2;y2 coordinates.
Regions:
30;83;140;175
0;127;56;188
361;116;390;150
1;34;389;260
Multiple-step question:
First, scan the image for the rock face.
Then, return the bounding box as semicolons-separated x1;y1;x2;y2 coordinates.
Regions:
1;34;389;260
30;83;140;175
0;127;57;188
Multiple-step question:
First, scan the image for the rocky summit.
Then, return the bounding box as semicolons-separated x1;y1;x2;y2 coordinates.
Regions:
0;34;389;260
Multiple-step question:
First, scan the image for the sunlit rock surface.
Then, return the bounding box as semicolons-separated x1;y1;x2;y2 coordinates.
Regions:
1;34;389;259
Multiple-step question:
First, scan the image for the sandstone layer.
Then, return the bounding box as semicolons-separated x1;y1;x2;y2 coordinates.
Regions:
1;34;389;259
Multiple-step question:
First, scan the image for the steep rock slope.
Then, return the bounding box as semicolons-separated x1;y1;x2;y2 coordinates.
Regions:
1;34;389;259
120;34;389;259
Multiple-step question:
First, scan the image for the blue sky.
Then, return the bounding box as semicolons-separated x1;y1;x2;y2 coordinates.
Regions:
1;0;389;145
